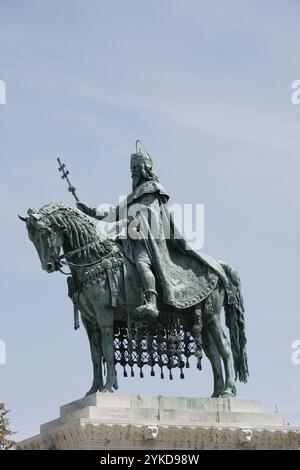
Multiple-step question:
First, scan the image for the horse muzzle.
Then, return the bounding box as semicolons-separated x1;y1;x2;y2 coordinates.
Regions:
45;262;56;273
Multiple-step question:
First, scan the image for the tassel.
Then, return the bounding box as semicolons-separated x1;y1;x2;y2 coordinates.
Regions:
73;306;80;330
73;293;80;330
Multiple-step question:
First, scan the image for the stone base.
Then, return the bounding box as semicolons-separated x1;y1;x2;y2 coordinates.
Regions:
17;393;300;450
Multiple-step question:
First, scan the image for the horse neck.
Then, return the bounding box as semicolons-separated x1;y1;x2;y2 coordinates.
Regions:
59;214;115;266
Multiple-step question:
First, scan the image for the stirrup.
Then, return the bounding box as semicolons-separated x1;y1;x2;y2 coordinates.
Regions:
135;304;159;318
136;289;159;318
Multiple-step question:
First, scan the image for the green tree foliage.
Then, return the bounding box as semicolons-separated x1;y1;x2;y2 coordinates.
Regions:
0;403;16;450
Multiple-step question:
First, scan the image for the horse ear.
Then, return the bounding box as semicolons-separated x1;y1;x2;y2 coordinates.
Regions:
18;214;28;222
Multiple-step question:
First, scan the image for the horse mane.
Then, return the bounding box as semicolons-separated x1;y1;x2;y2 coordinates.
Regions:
39;201;115;260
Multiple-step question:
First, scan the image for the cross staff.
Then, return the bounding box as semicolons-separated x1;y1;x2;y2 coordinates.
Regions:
57;157;79;202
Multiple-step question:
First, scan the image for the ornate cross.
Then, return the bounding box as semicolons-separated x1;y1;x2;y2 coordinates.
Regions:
57;157;79;202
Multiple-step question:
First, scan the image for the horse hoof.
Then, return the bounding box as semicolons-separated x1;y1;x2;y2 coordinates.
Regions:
85;388;98;397
101;387;114;393
221;389;236;398
211;392;222;398
100;383;116;393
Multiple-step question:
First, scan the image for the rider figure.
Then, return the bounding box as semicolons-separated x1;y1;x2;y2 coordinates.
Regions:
77;148;168;319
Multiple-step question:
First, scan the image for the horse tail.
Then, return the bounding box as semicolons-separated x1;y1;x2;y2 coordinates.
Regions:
220;262;249;383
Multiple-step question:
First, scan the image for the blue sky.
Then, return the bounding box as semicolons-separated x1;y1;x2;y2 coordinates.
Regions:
1;0;300;440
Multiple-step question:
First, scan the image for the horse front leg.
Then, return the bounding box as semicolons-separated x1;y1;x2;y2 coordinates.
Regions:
84;281;118;393
81;317;103;395
96;306;118;393
79;298;104;395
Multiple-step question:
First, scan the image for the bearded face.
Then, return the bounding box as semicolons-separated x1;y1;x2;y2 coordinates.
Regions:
130;152;157;190
131;163;143;190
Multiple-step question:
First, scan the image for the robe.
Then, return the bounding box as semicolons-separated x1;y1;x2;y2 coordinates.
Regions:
106;180;229;309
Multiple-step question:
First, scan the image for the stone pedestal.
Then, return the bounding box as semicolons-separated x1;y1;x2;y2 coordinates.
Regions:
17;393;300;450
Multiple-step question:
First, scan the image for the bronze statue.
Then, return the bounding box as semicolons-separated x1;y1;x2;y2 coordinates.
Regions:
19;144;248;396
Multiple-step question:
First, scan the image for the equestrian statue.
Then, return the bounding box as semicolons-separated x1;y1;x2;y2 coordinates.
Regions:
18;142;248;396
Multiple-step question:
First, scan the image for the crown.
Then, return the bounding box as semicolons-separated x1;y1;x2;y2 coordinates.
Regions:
130;151;152;168
130;140;153;169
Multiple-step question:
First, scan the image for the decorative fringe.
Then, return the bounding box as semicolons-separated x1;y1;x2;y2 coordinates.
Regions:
193;305;203;370
73;302;80;330
112;312;204;381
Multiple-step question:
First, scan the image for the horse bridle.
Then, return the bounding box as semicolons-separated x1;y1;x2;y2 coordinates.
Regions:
55;240;118;275
38;206;117;275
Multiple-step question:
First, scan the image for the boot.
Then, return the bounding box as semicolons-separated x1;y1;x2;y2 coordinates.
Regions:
135;289;159;318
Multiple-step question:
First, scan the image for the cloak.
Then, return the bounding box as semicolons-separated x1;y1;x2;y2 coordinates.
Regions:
115;180;230;309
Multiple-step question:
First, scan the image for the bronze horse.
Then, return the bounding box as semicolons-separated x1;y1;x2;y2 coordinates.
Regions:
19;202;248;396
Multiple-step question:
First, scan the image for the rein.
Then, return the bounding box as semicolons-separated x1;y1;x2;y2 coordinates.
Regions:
42;204;118;275
58;238;99;262
57;243;118;275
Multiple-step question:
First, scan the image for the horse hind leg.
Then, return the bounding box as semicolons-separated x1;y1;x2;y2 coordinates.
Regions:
204;287;236;397
202;326;225;398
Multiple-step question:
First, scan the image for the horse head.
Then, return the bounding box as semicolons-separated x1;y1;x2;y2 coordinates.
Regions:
18;207;64;273
19;201;114;275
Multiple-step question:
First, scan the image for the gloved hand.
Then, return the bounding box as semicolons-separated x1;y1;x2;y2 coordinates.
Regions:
76;201;92;215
